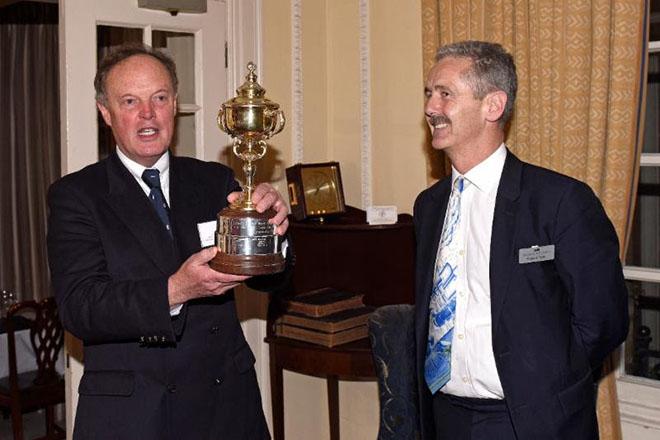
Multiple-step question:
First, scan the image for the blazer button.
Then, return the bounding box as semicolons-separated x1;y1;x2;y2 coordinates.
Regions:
215;377;223;386
210;326;220;334
167;384;177;393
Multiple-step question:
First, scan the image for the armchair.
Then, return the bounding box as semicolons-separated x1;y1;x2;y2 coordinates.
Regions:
367;304;420;440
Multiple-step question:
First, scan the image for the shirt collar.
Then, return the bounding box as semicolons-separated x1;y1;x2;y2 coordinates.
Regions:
451;143;506;195
116;147;170;186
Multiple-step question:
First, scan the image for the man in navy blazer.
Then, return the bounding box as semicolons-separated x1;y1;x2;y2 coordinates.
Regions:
47;44;289;439
414;41;628;439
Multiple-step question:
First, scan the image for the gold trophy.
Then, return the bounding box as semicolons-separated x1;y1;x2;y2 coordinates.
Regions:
209;62;286;275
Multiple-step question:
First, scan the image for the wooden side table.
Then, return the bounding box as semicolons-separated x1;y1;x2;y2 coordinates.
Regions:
265;207;415;439
265;337;375;440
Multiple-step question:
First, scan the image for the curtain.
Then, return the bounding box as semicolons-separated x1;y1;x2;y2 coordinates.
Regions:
0;3;60;301
420;1;648;438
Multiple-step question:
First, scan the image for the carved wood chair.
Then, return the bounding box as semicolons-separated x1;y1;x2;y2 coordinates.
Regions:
0;297;65;440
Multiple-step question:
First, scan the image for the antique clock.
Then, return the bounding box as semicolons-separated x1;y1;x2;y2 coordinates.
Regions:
286;162;346;221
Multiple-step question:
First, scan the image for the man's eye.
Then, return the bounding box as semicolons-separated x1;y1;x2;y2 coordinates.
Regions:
155;95;169;102
441;91;450;98
123;98;136;105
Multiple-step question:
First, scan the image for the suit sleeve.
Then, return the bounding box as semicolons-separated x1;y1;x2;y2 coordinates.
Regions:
47;179;175;344
553;181;629;370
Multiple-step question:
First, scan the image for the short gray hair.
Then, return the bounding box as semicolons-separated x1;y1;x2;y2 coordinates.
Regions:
94;43;178;105
436;40;517;125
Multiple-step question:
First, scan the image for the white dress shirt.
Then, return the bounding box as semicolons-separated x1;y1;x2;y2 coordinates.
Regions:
442;143;507;399
116;147;170;205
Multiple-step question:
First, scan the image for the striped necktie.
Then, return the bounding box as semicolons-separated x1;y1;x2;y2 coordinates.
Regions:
425;176;465;394
141;169;173;238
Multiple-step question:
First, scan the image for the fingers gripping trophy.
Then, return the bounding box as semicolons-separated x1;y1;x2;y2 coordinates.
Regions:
209;62;286;275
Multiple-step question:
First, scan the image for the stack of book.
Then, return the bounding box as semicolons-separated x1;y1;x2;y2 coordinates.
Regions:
275;287;373;347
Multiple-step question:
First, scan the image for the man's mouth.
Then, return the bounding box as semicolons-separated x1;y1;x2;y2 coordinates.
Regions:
429;115;450;130
138;127;159;137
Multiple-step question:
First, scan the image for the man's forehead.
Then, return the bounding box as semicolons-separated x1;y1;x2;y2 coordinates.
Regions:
104;55;174;95
107;55;170;82
426;57;472;86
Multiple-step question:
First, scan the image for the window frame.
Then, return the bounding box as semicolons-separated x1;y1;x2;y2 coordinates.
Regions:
616;43;660;434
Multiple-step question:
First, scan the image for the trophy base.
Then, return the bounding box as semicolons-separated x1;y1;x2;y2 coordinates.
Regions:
209;206;286;276
209;252;285;276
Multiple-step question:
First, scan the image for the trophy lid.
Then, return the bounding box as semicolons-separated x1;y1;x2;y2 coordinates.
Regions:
225;62;279;109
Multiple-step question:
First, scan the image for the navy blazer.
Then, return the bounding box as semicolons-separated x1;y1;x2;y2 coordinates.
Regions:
47;152;274;440
414;151;628;439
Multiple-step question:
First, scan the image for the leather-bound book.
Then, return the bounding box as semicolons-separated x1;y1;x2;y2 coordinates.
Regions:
276;323;368;347
284;287;364;317
277;306;374;333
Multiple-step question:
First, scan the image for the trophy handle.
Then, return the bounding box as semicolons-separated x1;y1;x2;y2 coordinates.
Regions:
273;109;286;136
264;108;285;139
217;107;231;135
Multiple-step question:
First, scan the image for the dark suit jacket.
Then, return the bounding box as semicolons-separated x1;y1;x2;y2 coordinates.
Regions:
47;152;278;440
413;151;628;440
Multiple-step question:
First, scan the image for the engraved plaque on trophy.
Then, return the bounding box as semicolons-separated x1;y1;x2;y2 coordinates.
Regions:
209;62;286;275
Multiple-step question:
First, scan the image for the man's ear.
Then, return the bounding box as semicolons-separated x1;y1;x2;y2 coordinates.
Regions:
97;101;112;127
483;90;507;123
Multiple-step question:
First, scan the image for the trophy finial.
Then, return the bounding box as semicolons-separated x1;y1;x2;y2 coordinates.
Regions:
246;62;257;80
236;61;265;99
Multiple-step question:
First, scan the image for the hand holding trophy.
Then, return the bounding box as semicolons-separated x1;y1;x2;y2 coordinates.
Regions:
209;62;286;275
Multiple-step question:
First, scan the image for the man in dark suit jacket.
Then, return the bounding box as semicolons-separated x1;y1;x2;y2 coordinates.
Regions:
47;44;289;439
414;41;628;439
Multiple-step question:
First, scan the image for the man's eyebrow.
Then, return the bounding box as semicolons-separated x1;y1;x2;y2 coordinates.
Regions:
425;84;452;93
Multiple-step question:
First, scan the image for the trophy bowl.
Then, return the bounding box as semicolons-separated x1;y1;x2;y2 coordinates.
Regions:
209;62;286;276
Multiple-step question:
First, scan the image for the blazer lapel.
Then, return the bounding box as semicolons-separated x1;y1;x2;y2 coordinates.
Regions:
104;153;179;275
416;179;452;336
490;151;522;337
169;156;209;258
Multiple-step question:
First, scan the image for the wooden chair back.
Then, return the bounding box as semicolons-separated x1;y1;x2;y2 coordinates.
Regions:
0;297;65;440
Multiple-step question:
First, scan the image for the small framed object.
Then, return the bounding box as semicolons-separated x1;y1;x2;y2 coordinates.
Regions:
286;162;346;221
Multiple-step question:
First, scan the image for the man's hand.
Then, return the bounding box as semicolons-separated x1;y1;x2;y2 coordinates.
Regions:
168;247;250;307
227;183;289;235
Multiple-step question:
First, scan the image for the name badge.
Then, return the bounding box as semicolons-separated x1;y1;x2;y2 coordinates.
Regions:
197;220;217;248
518;245;555;264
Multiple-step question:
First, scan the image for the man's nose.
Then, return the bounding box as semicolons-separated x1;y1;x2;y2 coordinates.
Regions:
425;95;440;116
139;102;155;119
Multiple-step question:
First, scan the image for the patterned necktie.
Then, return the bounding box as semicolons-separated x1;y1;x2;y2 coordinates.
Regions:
425;176;465;394
141;169;173;238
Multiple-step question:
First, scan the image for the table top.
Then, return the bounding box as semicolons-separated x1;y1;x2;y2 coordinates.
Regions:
265;335;376;380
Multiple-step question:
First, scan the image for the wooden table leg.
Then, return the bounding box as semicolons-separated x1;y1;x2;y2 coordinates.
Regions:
269;346;285;440
327;375;339;440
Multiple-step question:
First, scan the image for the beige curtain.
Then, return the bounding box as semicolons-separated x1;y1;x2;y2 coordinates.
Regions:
421;1;648;438
0;3;60;301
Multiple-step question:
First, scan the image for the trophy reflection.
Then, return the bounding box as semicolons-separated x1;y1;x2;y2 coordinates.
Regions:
209;62;286;275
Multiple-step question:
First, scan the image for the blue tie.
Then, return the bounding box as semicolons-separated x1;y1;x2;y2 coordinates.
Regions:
425;176;465;394
141;169;173;238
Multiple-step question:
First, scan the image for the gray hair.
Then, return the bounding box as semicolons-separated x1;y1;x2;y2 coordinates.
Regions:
94;43;178;105
436;40;517;125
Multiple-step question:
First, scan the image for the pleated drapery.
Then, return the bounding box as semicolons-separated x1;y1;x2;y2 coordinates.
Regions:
0;3;60;301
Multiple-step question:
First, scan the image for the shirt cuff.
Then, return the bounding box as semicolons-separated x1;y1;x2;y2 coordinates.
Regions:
170;304;183;316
